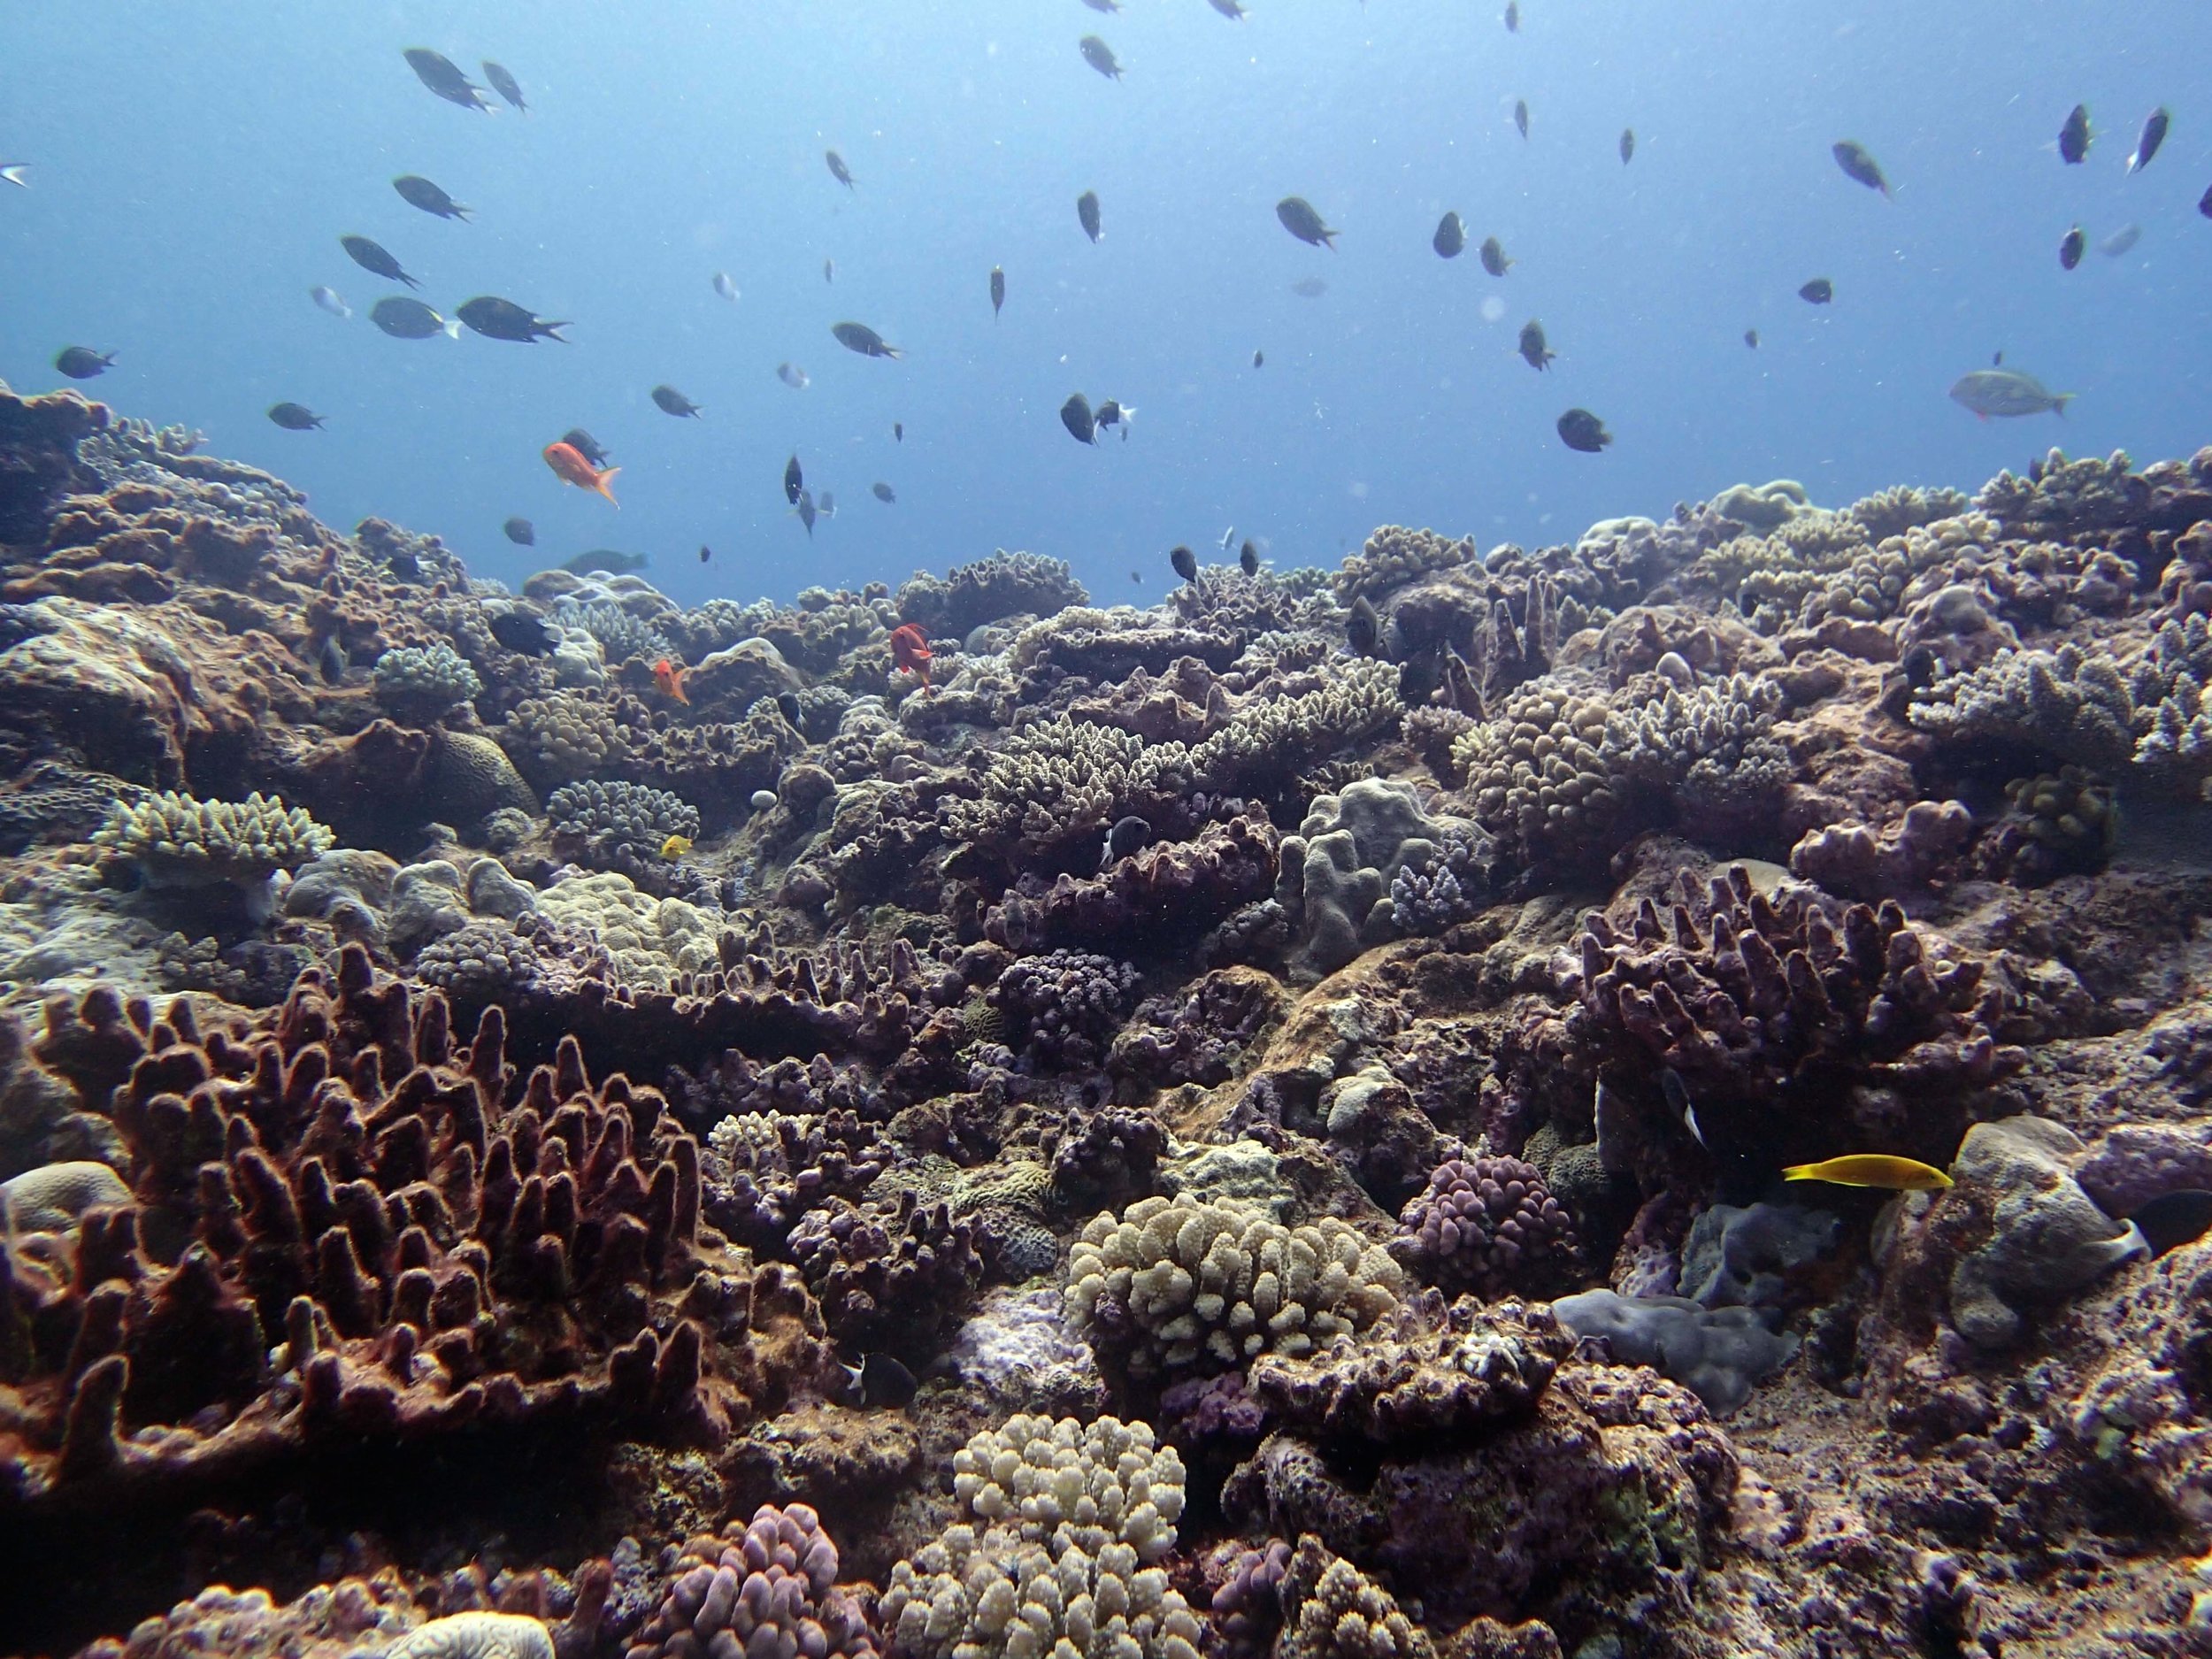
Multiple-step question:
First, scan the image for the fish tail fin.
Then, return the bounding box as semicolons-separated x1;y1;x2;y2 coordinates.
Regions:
455;205;474;221
2054;393;2074;418
403;274;424;290
442;318;462;340
597;467;621;507
1779;1164;1815;1181
543;322;572;342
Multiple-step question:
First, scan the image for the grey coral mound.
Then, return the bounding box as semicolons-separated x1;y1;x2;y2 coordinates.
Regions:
1947;1116;2147;1349
1064;1194;1402;1378
383;1613;554;1659
0;1159;130;1232
1551;1287;1796;1413
1274;780;1488;981
372;641;483;717
879;1414;1203;1659
95;789;334;888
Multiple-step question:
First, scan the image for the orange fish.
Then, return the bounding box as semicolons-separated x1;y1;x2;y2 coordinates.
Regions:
542;440;620;506
889;622;933;693
652;657;689;704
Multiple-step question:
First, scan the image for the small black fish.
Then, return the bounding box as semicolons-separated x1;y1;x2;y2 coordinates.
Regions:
1620;127;1635;165
2128;1190;2212;1257
1252;349;1263;368
1433;211;1466;258
1060;393;1096;445
54;346;114;380
558;549;648;575
793;488;817;538
699;545;712;564
775;692;803;728
1514;99;1530;140
1517;319;1555;371
1347;595;1380;655
483;61;526;113
1503;1;1518;30
832;320;902;358
1208;0;1248;16
1107;816;1154;863
990;265;1005;319
1079;35;1124;79
1744;328;1759;349
893;421;904;442
1083;0;1119;11
1240;540;1259;577
2128;106;2170;174
371;297;457;339
784;455;803;504
564;429;611;468
1078;189;1102;242
1557;407;1611;452
403;48;493;111
318;636;347;685
2059;226;2085;270
872;482;895;503
824;258;834;284
1095;397;1133;436
851;1351;918;1409
394;174;471;220
1170;545;1197;583
1130;570;1142;585
341;234;419;288
826;149;855;188
488;609;557;655
1832;139;1890;196
266;402;324;430
1479;235;1513;277
2200;181;2212;219
503;518;534;546
1277;196;1338;249
1799;277;1833;304
458;296;567;342
651;384;703;417
2059;103;2091;165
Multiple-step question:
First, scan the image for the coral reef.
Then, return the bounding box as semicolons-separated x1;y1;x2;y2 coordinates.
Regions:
11;389;2212;1659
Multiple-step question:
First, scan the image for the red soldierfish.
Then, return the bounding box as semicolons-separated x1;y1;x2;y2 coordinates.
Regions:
542;441;619;505
652;657;689;704
889;623;933;693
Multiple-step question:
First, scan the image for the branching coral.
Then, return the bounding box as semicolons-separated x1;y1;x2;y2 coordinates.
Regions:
1063;1194;1402;1379
95;789;334;891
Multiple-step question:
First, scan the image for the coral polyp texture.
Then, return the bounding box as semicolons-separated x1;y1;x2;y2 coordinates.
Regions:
7;387;2212;1658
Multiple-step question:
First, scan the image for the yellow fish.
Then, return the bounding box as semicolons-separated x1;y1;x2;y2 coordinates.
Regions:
660;833;693;860
1783;1154;1953;1192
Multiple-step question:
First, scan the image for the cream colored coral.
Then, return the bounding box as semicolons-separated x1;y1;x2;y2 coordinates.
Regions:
881;1414;1202;1659
1064;1194;1401;1377
951;1414;1186;1562
533;871;716;990
95;790;334;887
383;1612;554;1659
1278;1543;1433;1659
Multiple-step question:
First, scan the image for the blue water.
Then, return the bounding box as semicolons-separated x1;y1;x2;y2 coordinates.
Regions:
4;3;2207;611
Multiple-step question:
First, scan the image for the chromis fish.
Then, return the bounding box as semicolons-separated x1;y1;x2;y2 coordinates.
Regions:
266;402;325;430
394;174;470;220
652;657;689;704
1277;196;1338;249
503;517;535;546
458;296;566;342
403;48;493;111
1556;407;1610;452
2127;106;2170;175
2058;103;2091;165
1517;319;1555;371
557;549;647;575
543;441;620;504
1782;1154;1952;1191
482;61;527;113
1433;211;1466;258
832;320;902;359
1078;189;1103;242
660;833;693;860
651;384;703;417
826;149;855;188
371;297;460;339
341;234;419;288
1079;35;1123;79
54;347;115;380
1831;139;1890;196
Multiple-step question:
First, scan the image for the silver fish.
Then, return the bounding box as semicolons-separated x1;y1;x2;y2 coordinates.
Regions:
777;362;810;389
2099;224;2142;257
713;271;738;300
311;285;351;319
1949;367;2073;419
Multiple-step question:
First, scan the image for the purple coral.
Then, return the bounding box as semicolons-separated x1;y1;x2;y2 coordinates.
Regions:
1392;1155;1578;1297
622;1504;877;1659
988;949;1141;1070
787;1192;983;1357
